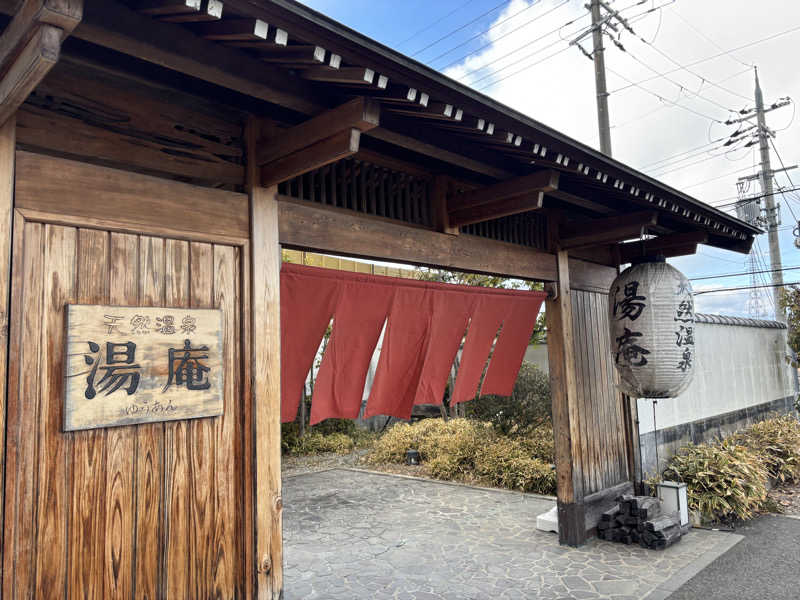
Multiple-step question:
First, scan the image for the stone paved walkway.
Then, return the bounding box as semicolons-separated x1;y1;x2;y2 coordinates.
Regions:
283;469;741;600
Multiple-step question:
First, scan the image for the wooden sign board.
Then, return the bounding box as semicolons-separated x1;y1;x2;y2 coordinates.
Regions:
64;304;224;431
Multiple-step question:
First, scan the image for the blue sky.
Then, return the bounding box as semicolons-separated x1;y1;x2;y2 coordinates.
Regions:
301;0;800;319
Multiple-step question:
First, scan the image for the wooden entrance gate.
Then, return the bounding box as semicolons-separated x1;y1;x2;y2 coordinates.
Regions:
3;151;254;598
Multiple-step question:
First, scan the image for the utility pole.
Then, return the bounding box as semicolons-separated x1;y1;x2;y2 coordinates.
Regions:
590;0;612;156
754;69;784;319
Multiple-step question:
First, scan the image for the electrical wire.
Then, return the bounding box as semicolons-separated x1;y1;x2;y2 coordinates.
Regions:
410;0;511;57
682;165;757;190
605;64;727;122
428;0;560;66
769;138;800;222
437;0;572;71
639;136;730;170
461;0;663;87
396;0;481;47
613;45;739;114
631;34;752;102
689;264;800;281
608;24;800;94
694;280;800;295
668;6;753;69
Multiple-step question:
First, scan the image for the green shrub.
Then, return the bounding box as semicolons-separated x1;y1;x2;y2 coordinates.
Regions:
465;362;551;434
367;418;555;494
662;440;768;522
731;414;800;483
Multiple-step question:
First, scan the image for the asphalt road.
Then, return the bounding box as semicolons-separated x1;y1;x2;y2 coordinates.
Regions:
670;514;800;600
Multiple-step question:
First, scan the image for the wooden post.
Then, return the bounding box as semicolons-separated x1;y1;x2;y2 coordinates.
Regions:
0;115;13;580
248;117;283;599
546;249;586;546
431;175;458;235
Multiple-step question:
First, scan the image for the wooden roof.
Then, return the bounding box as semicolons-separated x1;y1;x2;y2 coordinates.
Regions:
0;0;761;258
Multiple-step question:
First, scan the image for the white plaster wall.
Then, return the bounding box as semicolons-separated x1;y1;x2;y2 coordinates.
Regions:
637;322;797;434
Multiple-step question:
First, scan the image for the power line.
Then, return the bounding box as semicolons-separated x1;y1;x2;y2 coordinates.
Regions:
608;24;800;94
464;0;663;88
682;164;756;190
410;0;510;57
629;30;752;102
639;136;730;170
695;280;800;295
438;0;571;71
396;0;481;47
605;64;727;123
668;6;752;69
613;45;739;114
428;0;560;66
691;264;800;281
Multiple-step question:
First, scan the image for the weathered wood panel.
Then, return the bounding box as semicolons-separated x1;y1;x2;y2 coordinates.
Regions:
0;116;13;586
15;151;249;244
4;159;250;597
570;288;629;496
135;235;166;600
18;57;245;186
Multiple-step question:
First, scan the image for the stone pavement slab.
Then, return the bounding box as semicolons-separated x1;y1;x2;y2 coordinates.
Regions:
283;469;741;600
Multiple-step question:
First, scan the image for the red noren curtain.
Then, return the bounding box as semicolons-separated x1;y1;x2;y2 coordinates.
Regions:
280;263;546;423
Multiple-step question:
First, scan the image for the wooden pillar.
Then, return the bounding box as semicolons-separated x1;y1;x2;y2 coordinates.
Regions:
248;118;283;599
0;115;13;578
546;249;586;546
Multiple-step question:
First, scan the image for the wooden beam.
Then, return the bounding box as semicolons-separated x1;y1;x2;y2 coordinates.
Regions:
191;17;267;40
159;0;223;22
278;198;616;289
261;128;360;187
257;44;327;65
448;169;559;213
74;0;322;115
547;188;615;215
0;116;14;587
0;0;81;66
0;0;83;127
546;249;585;546
448;191;543;228
256;97;378;166
616;231;707;263
386;101;463;121
559;211;658;250
135;0;200;15
0;23;61;127
367;127;513;180
300;65;375;85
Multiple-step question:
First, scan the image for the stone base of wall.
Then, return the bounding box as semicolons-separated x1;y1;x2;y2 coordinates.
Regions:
640;395;798;478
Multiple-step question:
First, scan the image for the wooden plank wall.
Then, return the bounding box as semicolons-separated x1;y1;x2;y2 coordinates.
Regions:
570;288;629;495
5;154;252;598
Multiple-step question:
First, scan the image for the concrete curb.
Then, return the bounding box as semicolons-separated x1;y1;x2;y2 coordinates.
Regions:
642;531;744;600
336;466;559;501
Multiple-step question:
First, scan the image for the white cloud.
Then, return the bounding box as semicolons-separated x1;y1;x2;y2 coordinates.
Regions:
303;0;800;319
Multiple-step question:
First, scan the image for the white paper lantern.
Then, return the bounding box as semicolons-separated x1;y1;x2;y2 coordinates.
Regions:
608;259;695;398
